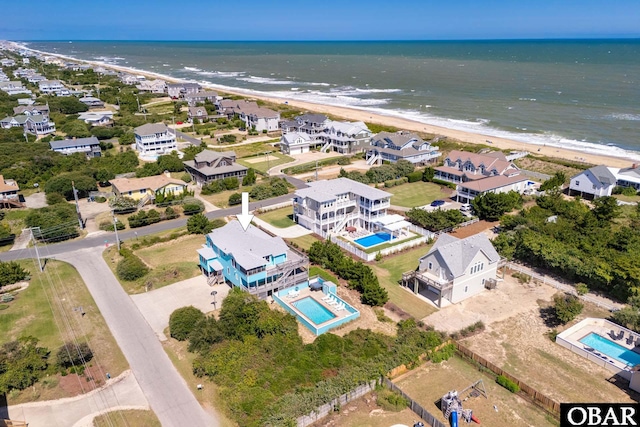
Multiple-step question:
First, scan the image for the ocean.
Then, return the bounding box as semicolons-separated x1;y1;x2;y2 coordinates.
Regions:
22;40;640;158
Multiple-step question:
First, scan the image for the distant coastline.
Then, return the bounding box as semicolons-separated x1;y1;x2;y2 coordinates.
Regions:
13;40;640;167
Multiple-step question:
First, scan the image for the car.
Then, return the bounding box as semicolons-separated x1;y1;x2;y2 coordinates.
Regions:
460;203;472;212
430;199;446;207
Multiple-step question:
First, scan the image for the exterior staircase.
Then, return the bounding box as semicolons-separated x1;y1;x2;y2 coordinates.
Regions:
366;153;380;165
320;141;332;153
333;213;358;233
137;194;154;209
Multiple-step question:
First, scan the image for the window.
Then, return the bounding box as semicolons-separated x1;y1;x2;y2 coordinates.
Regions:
428;262;433;270
575;180;580;186
464;286;468;292
592;185;596;190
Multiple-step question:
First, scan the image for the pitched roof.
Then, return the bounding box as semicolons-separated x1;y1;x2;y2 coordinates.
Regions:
282;132;311;145
582;165;617;186
297;113;328;124
109;174;187;194
0;175;19;194
421;233;500;278
185;91;218;99
134;123;169;135
206;221;291;270
295;177;391;203
457;174;529;192
50;136;100;150
193;150;236;163
445;150;515;175
327;120;370;136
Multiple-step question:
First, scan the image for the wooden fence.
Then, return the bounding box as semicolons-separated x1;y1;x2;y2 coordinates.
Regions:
382;377;447;427
454;342;561;418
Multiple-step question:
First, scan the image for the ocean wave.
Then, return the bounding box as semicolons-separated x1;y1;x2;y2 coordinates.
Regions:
355;88;402;93
183;66;202;72
308;82;332;86
518;97;537;101
607;113;640;121
93;55;125;63
236;75;297;85
195;70;246;78
446;118;490;126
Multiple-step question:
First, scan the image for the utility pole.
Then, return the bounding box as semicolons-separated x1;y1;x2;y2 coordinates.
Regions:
112;211;121;251
71;181;84;229
30;228;43;272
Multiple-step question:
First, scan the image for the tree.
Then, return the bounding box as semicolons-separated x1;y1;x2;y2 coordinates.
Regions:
0;337;49;394
95;168;115;186
109;196;137;213
119;132;135;145
56;342;93;368
44;172;97;200
228;193;242;206
422;166;435;182
116;250;149;281
60;120;91;138
0;261;29;288
187;213;213;234
540;172;566;191
592;196;621;222
242;168;256;186
553;294;583;324
471;191;522;221
169;306;205;341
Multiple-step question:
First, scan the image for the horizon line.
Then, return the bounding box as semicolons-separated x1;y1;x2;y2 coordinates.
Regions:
13;36;640;43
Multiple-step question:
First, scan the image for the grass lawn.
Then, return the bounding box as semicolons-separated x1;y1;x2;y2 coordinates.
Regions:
4;209;30;235
93;410;161;427
237;152;294;173
103;233;202;294
200;186;253;208
145;102;174;115
257;206;295;228
287;234;320;251
163;335;238;427
387;181;451;207
395;356;557;427
613;193;640;203
210;141;277;158
309;266;339;284
0;260;128;403
372;245;437;319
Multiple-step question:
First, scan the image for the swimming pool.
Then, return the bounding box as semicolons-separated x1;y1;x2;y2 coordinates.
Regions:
354;232;392;248
292;297;336;325
580;333;640;367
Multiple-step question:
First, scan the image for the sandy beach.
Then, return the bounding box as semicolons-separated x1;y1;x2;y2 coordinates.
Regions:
22;45;633;169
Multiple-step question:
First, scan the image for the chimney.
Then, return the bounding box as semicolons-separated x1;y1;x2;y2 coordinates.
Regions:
164;170;170;178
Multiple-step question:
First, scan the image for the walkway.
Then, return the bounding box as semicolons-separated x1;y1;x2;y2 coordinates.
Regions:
131;276;231;341
54;247;218;427
7;371;148;427
252;216;312;239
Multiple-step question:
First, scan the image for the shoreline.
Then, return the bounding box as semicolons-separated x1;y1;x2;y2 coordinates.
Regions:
16;43;635;169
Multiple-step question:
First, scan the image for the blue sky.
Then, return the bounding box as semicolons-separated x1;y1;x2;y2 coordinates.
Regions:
3;0;639;40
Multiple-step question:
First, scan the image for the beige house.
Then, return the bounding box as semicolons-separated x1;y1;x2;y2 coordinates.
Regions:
0;175;22;208
403;233;500;307
110;173;188;204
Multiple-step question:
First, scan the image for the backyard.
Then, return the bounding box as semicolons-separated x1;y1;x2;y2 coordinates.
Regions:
209;140;280;159
395;356;557;427
372;245;437;320
0;260;128;403
103;232;203;294
287;234;321;251
388;181;453;208
256;206;295;228
237;151;294;173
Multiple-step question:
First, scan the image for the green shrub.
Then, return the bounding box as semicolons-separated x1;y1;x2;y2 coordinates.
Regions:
94;196;107;203
512;272;531;284
187;213;213;234
116;252;149;281
547;329;559;342
554;294;583;324
376;389;409;412
164;206;179;220
45;192;67;205
99;220;125;232
429;343;456;363
183;198;204;215
169;306;205;341
0;261;29;289
575;283;589;295
407;171;423;183
496;375;520;393
181;173;192;183
56;342;93;368
228;192;242;206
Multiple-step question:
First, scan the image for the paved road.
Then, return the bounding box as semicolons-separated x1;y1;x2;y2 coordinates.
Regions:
173;129;202;146
54;247;217;427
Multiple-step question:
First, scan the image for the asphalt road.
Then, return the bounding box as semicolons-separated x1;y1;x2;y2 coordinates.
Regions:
54;247;217;427
174;129;202;146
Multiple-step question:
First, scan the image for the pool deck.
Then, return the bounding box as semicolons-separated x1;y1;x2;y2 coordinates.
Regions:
285;287;352;323
341;228;417;249
557;317;640;378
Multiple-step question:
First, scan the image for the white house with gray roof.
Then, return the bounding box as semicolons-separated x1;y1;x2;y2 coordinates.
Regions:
134;123;177;155
367;131;441;165
402;233;500;307
279;114;372;154
183;150;247;186
569;165;617;199
293;177;392;234
50;136;101;158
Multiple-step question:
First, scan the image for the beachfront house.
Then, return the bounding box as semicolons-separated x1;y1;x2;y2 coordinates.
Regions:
280;132;312;155
136;79;167;94
134;123;177;155
50;136;101;158
119;74;139;85
110;172;188;206
0;81;31;96
78;111;114;126
79;96;105;109
402;233;500;307
279;114;372;154
293;177;392;235
13;104;49;119
568;165;617;199
167;83;201;99
38;80;65;95
238;104;280;133
184;91;219;106
0;59;16;67
197;220;309;297
366;131;441;165
183;150;247;186
613;164;640;190
435;150;533;203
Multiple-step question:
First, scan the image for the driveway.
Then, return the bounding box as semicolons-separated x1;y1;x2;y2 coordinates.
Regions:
7;370;148;427
131;276;231;341
54;247;218;427
252;216;312;239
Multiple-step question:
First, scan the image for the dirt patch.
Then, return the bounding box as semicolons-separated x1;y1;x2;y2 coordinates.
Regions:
462;307;637;404
23;192;47;209
449;220;495;239
58;365;107;396
243;154;280;164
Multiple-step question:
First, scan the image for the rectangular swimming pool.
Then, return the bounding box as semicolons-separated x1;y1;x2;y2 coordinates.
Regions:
354;232;392;248
579;332;640;367
292;297;336;325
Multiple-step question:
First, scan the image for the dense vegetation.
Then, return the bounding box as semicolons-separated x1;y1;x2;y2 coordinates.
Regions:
493;193;639;301
116;248;149;281
180;290;449;426
249;177;291;201
471;191;523;221
405;208;467;231
0;261;29;289
25;203;80;242
0;337;50;394
308;240;388;306
337;160;415;184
